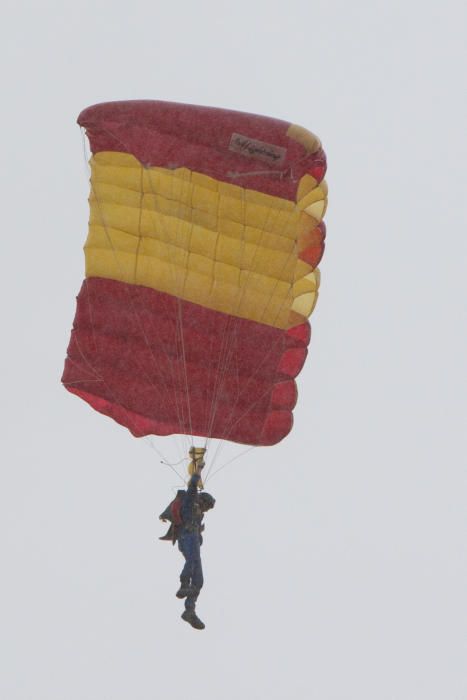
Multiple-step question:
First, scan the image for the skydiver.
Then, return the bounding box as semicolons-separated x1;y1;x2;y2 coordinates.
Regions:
159;459;215;630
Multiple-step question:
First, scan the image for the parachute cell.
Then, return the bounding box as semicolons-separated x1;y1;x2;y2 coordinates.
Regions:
62;101;327;446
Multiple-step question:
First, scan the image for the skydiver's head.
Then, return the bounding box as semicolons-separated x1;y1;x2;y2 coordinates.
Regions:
198;492;215;512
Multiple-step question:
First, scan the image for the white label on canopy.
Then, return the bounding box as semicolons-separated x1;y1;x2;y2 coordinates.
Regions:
229;133;287;166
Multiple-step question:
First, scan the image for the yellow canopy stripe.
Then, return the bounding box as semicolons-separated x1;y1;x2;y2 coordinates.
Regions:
85;152;327;330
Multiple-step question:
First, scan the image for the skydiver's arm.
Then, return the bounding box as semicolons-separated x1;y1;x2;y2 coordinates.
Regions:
187;472;202;492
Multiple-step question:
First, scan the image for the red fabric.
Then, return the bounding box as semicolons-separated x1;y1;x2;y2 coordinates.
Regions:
286;323;311;346
299;222;326;268
78;100;326;200
307;161;326;183
62;278;311;445
171;497;183;526
270;381;298;409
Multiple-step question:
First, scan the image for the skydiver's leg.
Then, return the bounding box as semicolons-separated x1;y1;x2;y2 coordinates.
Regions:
184;538;203;612
191;553;204;595
178;532;191;581
178;532;196;592
180;536;206;629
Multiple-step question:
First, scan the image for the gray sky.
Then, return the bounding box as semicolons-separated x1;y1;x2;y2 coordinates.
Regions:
2;1;466;698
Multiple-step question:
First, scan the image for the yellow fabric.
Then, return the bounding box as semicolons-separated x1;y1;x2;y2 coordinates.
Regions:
85;152;327;329
286;124;321;154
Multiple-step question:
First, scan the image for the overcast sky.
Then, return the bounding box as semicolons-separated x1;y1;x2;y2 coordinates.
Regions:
2;1;466;699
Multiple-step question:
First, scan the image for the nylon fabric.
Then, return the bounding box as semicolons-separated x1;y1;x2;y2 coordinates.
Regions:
62;100;328;446
85;152;325;329
62;278;308;445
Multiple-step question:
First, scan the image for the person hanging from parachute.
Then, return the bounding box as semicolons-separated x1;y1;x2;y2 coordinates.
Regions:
159;447;215;630
61;100;329;628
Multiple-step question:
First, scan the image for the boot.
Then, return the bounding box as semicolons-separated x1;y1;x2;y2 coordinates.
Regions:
181;609;205;630
176;582;192;599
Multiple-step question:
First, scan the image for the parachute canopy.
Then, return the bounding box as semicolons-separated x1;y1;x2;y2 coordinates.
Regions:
62;100;327;446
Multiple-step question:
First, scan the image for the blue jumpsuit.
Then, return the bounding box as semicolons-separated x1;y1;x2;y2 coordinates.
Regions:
178;473;204;612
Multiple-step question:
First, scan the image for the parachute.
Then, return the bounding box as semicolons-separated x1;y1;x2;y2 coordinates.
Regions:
62;101;327;448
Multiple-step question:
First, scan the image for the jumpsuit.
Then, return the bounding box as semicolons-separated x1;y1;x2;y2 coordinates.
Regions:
178;473;204;612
